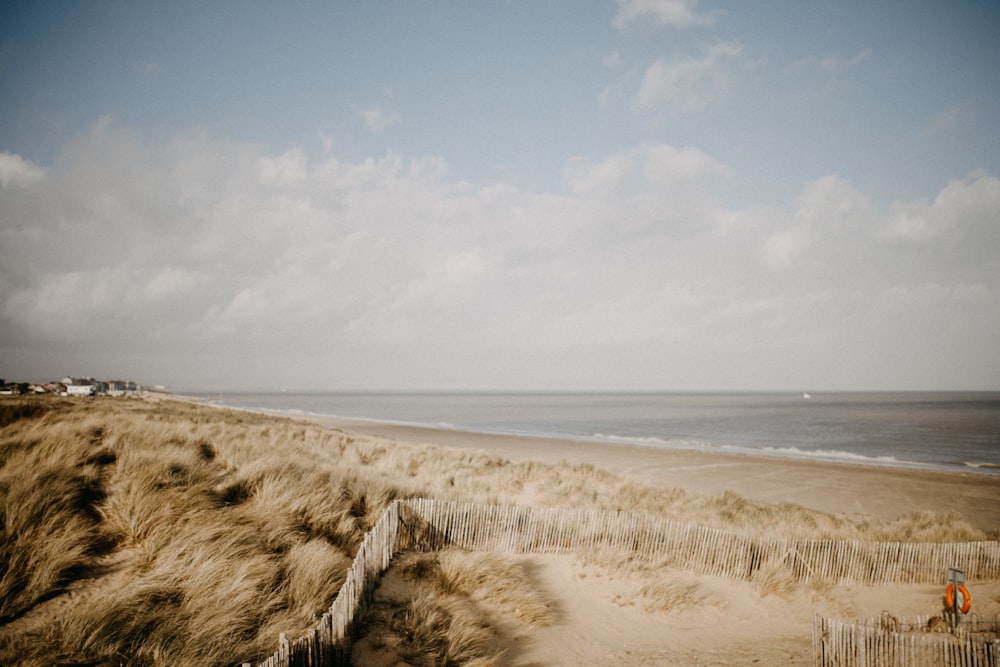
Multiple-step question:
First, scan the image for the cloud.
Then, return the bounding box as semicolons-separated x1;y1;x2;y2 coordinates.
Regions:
884;170;1000;246
1;122;997;389
361;106;401;133
753;175;876;270
0;151;45;187
613;0;716;29
563;144;727;235
256;148;309;186
634;41;743;112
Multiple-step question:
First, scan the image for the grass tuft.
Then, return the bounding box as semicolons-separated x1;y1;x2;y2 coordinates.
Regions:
356;549;553;664
750;558;797;598
633;575;710;613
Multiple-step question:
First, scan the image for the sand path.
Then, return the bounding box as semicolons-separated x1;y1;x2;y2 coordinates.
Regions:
353;551;1000;666
513;553;1000;665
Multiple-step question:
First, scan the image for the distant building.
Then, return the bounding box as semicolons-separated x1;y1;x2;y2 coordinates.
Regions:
65;383;96;396
106;380;140;397
0;376;144;397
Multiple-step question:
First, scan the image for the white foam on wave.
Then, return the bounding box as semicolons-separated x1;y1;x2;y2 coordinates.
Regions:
593;433;674;446
592;433;906;466
758;446;900;464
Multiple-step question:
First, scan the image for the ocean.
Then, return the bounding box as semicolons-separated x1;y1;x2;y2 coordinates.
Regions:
193;391;1000;475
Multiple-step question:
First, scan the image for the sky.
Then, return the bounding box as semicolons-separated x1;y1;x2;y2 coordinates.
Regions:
1;0;999;392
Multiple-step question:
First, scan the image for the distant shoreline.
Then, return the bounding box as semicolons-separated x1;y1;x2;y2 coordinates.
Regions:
170;394;1000;530
182;390;1000;478
180;400;996;532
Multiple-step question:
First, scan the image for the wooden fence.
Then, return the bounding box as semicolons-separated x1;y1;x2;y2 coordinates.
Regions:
245;499;1000;667
246;500;402;667
814;613;1000;666
395;499;1000;585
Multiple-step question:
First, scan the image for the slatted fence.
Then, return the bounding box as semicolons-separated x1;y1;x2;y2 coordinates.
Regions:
396;499;1000;584
246;500;402;667
244;499;1000;667
814;613;1000;666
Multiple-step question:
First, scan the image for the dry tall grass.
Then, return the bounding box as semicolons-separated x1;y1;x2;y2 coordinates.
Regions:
0;397;398;665
0;395;992;665
353;549;554;666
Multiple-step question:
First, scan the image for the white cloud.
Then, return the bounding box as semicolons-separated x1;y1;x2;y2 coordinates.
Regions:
613;0;716;29
760;226;809;270
0;151;45;187
753;175;875;271
561;144;727;242
361;106;401;133
563;152;634;194
634;41;743;112
256;149;309;187
642;142;728;186
884;171;1000;246
1;122;997;389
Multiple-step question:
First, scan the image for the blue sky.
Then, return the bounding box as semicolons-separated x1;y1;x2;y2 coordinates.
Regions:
1;1;999;391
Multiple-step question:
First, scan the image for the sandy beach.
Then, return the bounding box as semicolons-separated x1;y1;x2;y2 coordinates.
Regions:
312;415;1000;665
4;396;996;665
309;417;1000;531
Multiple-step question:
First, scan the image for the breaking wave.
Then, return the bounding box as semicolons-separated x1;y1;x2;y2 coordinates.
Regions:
592;433;905;466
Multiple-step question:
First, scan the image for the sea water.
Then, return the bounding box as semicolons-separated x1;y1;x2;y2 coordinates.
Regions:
192;391;1000;475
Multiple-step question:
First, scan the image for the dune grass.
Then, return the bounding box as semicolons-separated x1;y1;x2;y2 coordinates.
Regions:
0;397;401;665
0;405;112;622
0;395;993;665
354;549;554;666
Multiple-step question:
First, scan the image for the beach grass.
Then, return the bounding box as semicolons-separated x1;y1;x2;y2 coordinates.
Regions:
0;395;993;665
355;549;554;666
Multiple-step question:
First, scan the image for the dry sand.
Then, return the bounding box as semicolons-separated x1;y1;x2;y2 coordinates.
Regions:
480;553;997;666
313;416;1000;666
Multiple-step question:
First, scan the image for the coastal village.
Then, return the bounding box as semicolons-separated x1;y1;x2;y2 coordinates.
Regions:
0;377;144;397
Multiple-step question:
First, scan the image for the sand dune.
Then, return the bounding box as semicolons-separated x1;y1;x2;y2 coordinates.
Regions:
309;417;1000;531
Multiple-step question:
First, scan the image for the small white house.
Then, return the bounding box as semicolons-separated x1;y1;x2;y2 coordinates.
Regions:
65;384;96;396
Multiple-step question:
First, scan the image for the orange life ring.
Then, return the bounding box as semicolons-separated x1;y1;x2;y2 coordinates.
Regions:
946;583;971;614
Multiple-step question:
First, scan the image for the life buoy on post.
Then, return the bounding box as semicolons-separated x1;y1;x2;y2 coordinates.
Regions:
945;583;971;614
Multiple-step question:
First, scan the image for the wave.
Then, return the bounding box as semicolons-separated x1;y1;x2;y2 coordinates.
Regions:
757;446;900;465
591;433;726;450
593;433;673;446
964;461;1000;470
592;433;905;466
